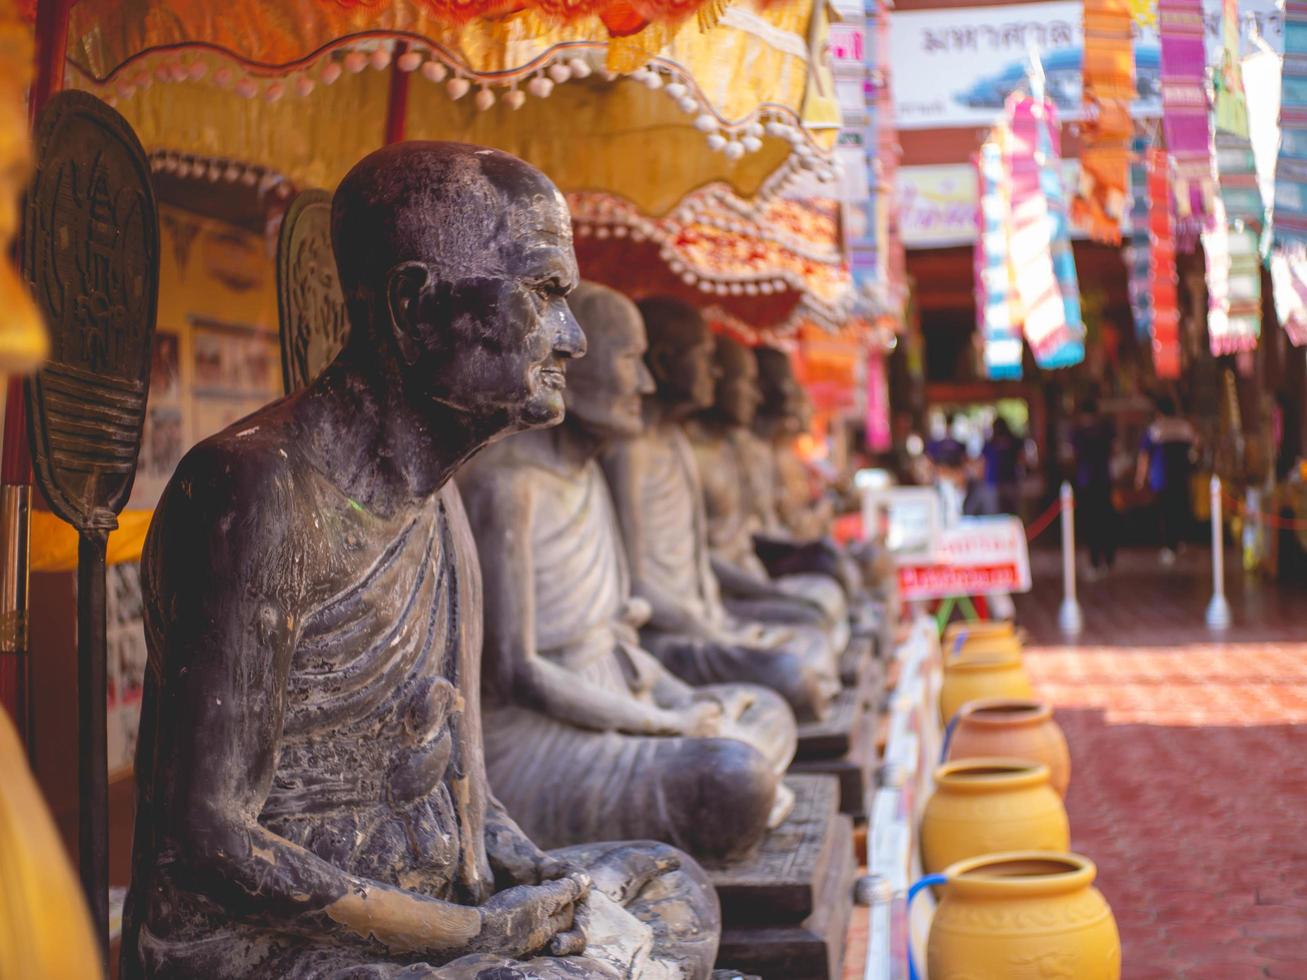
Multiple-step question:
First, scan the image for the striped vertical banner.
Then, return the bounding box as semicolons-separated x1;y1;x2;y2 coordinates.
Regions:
1035;97;1085;368
1275;0;1307;247
976;140;1023;379
1126;136;1154;342
1270;0;1307;345
1075;0;1135;243
1005;94;1085;370
1159;0;1215;243
1147;147;1183;377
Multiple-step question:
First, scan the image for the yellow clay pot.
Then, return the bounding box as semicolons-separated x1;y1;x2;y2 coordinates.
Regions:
945;698;1072;797
939;650;1034;722
945;631;1024;669
943;619;1016;651
927;851;1121;980
921;759;1069;875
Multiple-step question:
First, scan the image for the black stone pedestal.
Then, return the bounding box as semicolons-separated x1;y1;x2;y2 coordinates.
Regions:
709;775;855;980
790;641;881;818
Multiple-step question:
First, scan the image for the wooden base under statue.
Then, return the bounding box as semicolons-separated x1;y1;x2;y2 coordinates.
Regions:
708;775;855;980
790;639;882;818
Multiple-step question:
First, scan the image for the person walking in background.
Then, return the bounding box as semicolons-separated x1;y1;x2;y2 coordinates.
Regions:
982;416;1024;517
1071;395;1117;579
1136;395;1198;567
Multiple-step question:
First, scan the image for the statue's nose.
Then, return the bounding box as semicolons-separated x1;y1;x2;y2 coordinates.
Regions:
637;360;656;395
556;308;587;358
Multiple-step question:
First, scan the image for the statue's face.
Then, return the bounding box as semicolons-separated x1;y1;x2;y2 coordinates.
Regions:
654;331;718;412
400;187;584;431
759;355;806;432
716;349;762;427
565;308;655;439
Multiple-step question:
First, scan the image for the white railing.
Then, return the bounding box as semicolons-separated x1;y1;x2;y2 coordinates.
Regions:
866;616;943;980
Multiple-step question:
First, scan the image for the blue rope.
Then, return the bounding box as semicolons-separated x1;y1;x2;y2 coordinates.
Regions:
939;711;962;764
906;874;949;980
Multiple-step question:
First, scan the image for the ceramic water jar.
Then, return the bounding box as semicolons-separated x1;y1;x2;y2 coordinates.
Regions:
921;758;1069;875
939;648;1034;722
927;851;1121;980
945;698;1071;796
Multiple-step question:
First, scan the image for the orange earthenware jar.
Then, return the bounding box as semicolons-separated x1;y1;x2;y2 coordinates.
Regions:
939;648;1034;722
921;759;1070;875
945;698;1071;796
927;851;1121;980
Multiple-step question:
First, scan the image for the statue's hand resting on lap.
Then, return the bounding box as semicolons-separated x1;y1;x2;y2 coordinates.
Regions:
470;873;591;959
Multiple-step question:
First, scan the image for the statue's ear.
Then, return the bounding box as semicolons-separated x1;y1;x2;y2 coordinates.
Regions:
646;345;675;387
386;261;430;365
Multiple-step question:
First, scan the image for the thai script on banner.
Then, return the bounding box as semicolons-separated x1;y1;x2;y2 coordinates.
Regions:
889;0;1281;130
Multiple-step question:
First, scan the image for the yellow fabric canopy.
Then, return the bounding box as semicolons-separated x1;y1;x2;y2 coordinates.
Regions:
67;0;838;216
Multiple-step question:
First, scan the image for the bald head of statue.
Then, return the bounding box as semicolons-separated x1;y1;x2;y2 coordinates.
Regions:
755;345;805;435
709;334;762;428
638;296;718;414
331;141;585;432
564;282;655;439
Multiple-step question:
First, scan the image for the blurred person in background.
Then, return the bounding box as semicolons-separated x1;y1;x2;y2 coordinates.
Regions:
1136;395;1198;567
982;416;1024;517
1071;394;1117;579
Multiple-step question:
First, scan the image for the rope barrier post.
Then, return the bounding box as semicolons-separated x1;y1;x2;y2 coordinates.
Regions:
1057;481;1083;637
1206;474;1232;631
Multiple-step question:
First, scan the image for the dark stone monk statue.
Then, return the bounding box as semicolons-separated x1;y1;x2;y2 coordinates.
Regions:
597;297;840;723
458;282;796;864
686;335;849;638
121;143;720;980
750;347;890;604
751;348;833;541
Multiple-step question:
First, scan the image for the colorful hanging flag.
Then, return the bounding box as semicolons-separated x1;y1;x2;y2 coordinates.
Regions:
1243;42;1282;239
1213;0;1261;228
1004;94;1084;369
1147;147;1183;377
1204;0;1261;356
1275;1;1307;250
1126;136;1154;342
1271;246;1307;344
975;140;1023;379
1036;99;1084;368
1075;0;1135;243
1204;196;1262;354
1159;0;1215;242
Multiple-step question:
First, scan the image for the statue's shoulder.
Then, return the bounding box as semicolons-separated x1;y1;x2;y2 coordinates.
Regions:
158;399;304;529
460;432;545;497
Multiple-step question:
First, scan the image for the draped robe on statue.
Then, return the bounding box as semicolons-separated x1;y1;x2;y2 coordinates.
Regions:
460;433;795;860
601;419;840;721
687;422;848;646
122;434;717;980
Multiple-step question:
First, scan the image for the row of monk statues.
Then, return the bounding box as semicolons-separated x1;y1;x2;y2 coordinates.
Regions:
120;142;884;979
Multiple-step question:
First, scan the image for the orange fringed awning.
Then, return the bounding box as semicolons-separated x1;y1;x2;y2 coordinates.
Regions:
62;0;766;81
570;189;852;334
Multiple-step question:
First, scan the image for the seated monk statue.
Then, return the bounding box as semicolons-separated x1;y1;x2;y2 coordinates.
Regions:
750;347;834;541
121;143;720;980
685;334;849;641
750;348;891;604
597;297;841;723
458;282;797;864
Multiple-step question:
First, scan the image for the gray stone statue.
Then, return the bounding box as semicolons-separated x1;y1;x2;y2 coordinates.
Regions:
458;283;796;865
751;348;833;541
121;143;720;980
750;348;891;601
597;298;840;723
686;335;848;637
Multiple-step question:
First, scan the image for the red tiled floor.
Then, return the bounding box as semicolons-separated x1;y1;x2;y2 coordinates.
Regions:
1015;546;1307;980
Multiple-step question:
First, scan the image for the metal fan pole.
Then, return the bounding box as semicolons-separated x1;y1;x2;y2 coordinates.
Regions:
78;528;109;962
